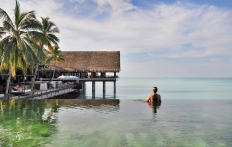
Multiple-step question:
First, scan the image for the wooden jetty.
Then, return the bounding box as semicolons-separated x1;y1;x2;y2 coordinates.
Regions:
0;83;76;100
0;51;120;99
47;51;120;98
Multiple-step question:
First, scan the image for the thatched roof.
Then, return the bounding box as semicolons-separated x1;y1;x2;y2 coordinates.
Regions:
50;51;120;72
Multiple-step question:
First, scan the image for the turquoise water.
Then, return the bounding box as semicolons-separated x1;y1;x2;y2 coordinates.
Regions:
0;99;232;147
1;78;232;146
82;77;232;99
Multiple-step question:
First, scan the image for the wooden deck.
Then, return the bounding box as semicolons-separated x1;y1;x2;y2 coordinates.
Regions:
6;84;77;100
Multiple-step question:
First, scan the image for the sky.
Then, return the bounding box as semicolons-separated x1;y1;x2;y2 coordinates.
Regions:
1;0;232;77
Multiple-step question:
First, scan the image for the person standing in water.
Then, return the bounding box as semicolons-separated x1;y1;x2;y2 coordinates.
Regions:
143;87;161;103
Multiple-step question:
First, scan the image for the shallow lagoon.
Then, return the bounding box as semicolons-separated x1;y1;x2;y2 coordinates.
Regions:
1;99;232;147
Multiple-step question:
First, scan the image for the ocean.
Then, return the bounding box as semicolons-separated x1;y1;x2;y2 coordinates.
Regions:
81;77;232;100
1;77;232;146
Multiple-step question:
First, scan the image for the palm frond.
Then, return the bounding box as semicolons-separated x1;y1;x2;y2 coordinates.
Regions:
18;54;27;74
39;17;60;49
11;48;18;76
20;11;39;31
48;34;59;44
14;0;21;27
49;27;60;34
18;11;36;26
28;31;47;45
1;37;14;64
25;37;46;62
3;20;15;32
0;7;14;27
0;27;6;38
46;46;64;63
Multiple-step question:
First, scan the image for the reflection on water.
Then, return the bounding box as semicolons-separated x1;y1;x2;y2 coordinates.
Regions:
0;99;61;147
1;99;232;147
0;99;119;147
78;93;117;100
146;102;161;117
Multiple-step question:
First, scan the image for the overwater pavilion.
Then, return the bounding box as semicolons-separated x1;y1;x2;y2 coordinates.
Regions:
45;51;121;98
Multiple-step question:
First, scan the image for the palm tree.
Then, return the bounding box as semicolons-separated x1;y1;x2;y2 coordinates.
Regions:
40;17;60;51
30;17;59;89
0;0;40;93
30;17;59;51
46;46;64;79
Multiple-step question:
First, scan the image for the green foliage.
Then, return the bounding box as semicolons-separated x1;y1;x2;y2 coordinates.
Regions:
0;0;60;78
0;0;60;94
4;93;14;97
31;89;38;92
46;46;64;78
40;17;60;51
0;0;40;76
46;46;64;64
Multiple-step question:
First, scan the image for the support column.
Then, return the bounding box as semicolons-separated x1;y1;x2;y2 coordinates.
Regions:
92;81;95;99
103;81;106;93
114;72;116;78
113;80;116;99
91;72;96;78
81;81;84;91
81;81;85;92
101;72;106;78
81;81;86;99
103;81;106;99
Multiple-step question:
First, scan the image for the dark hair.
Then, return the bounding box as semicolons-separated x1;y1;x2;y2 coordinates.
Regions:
153;87;158;93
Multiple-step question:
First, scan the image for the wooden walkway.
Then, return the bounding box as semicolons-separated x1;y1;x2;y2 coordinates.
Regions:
9;83;77;100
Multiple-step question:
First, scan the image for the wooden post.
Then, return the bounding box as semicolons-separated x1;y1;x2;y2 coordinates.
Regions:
113;80;116;98
91;72;96;78
81;81;86;94
92;81;95;99
103;81;106;93
92;81;95;93
103;81;106;99
101;72;106;78
103;92;106;99
82;81;84;91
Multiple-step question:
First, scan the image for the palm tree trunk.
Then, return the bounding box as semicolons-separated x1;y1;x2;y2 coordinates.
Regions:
31;63;39;90
5;70;12;94
31;45;43;89
52;62;56;81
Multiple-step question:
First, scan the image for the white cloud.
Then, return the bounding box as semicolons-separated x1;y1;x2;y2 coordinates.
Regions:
1;0;231;59
56;1;232;59
0;0;232;76
20;0;63;17
0;0;63;20
92;0;137;13
70;0;85;3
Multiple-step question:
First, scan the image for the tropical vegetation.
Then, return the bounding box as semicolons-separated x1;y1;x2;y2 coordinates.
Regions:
30;17;60;89
0;0;61;94
46;46;64;79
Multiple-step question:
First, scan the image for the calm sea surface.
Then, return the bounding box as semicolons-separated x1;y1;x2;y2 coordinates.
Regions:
82;77;232;100
0;78;232;147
